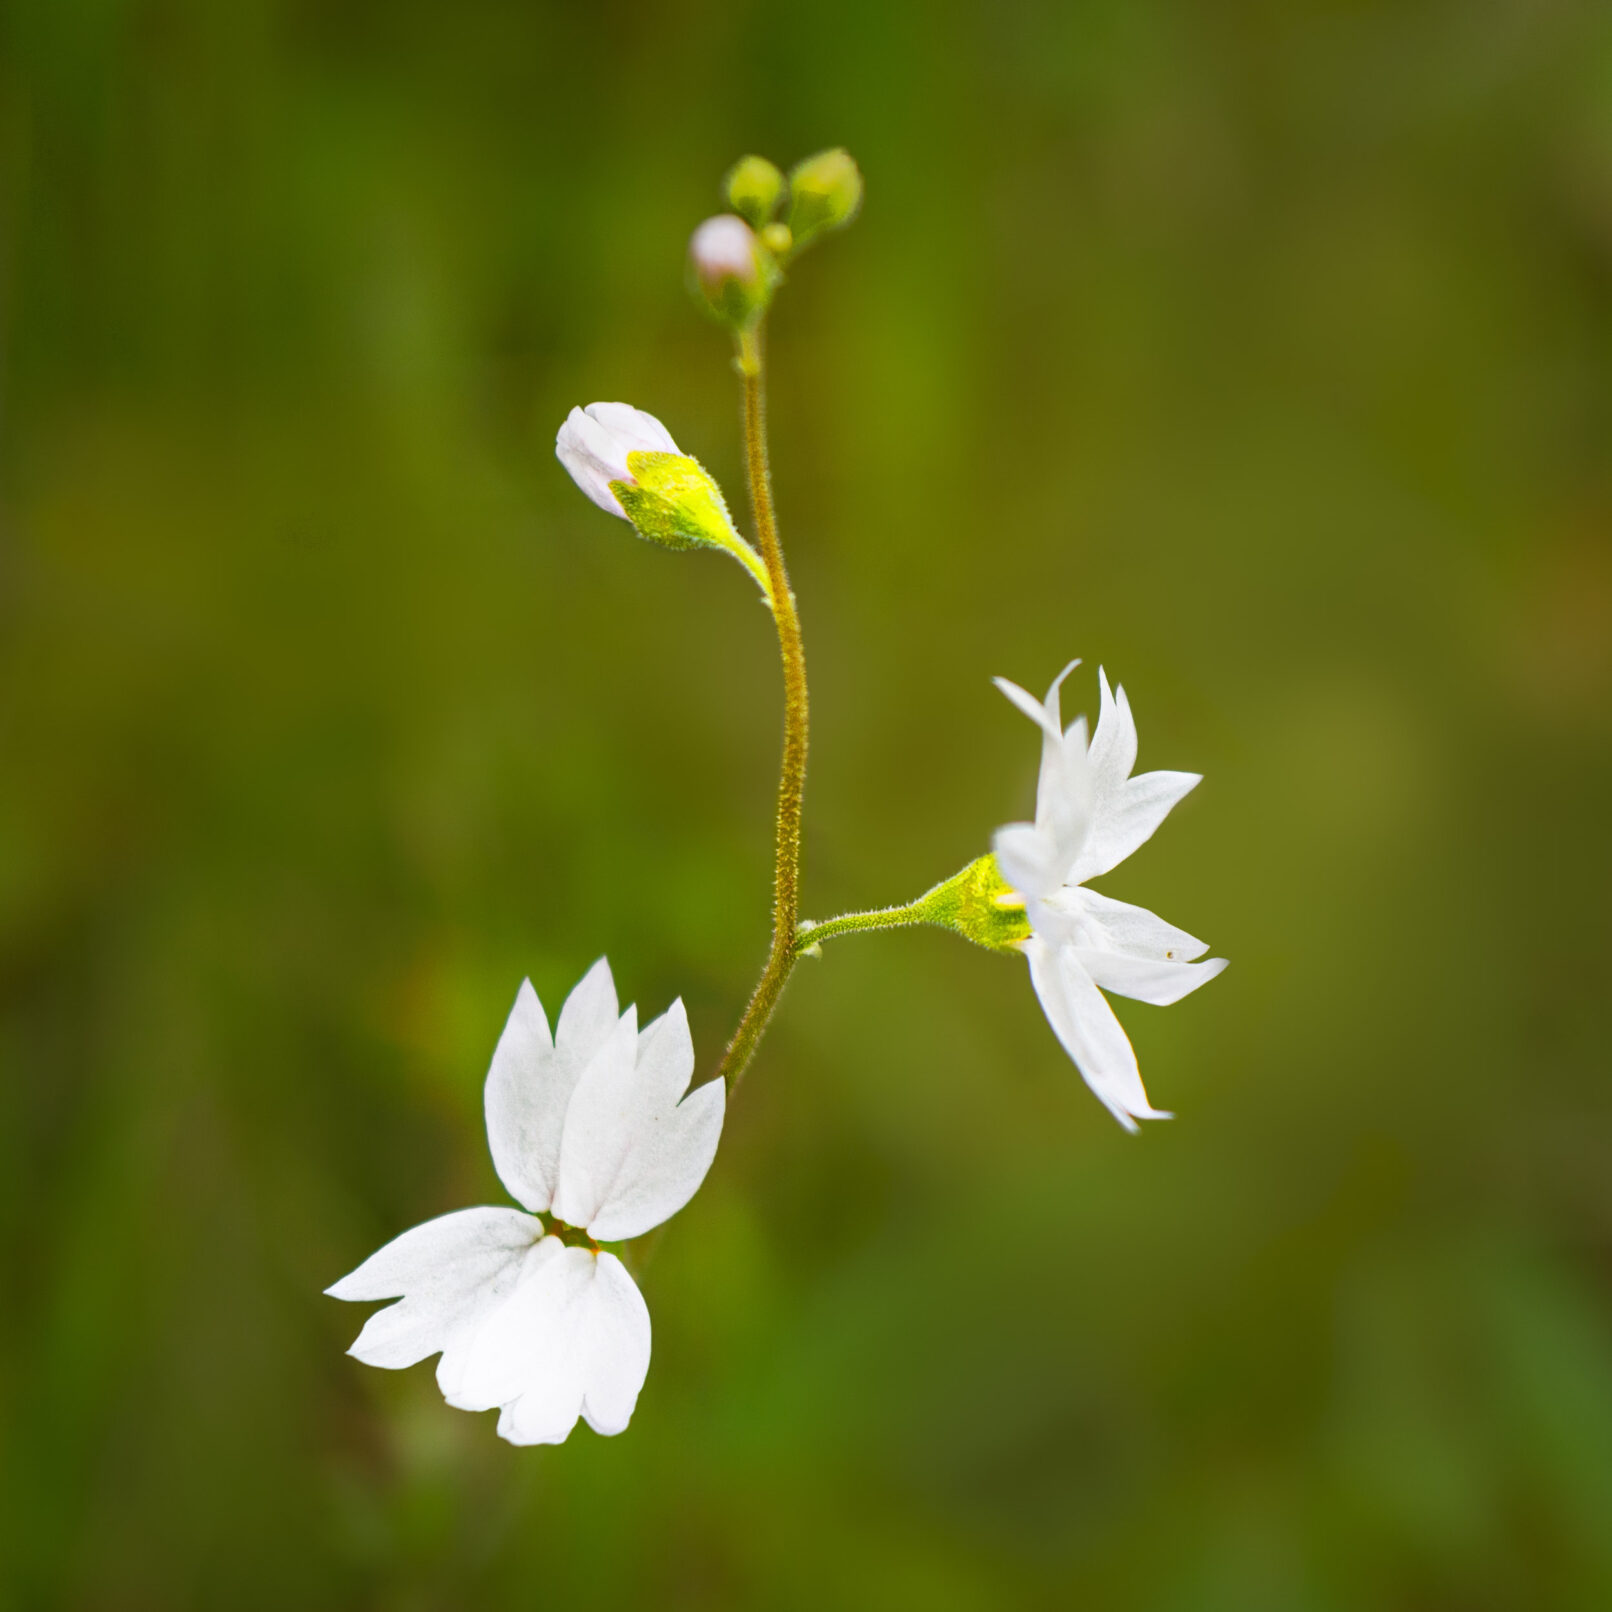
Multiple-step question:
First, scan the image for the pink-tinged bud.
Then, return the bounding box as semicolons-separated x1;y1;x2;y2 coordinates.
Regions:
555;402;680;518
687;214;776;328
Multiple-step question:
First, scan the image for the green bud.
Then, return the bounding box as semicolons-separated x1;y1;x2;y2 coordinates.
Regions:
909;855;1032;953
687;214;777;329
759;221;793;257
786;148;863;250
609;451;772;599
724;154;785;229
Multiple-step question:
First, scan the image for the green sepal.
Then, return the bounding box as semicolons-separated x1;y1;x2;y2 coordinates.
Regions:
610;451;772;599
796;854;1033;956
910;854;1033;953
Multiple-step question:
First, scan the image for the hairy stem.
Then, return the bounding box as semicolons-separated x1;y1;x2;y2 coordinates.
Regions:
794;901;933;952
714;323;810;1092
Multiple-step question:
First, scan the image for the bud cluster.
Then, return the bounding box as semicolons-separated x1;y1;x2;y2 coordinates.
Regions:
687;148;864;330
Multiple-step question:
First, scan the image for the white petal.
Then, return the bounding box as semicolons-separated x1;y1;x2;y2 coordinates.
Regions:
575;1252;653;1436
1036;715;1092;875
552;1000;725;1243
447;1234;572;1412
997;663;1095;883
584;402;679;456
1069;769;1201;883
1058;887;1211;962
1025;937;1172;1130
481;963;619;1215
1086;668;1138;801
556;957;620;1061
325;1207;544;1370
460;1248;651;1445
1074;947;1228;1005
555;408;633;516
483;980;561;1212
1039;659;1082;732
436;1234;564;1404
993;821;1058;901
993;675;1062;739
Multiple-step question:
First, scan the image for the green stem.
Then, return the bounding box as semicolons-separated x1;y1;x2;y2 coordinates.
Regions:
800;857;1036;959
714;322;810;1092
794;900;933;951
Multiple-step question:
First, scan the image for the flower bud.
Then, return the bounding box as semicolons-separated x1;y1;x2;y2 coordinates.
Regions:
556;402;772;599
723;155;784;229
687;214;776;329
786;148;863;250
759;222;793;257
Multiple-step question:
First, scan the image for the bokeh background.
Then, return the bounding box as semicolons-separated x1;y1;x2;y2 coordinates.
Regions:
4;1;1612;1607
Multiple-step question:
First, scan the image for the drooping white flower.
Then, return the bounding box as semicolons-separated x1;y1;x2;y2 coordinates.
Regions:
327;959;724;1445
992;661;1227;1131
555;402;681;518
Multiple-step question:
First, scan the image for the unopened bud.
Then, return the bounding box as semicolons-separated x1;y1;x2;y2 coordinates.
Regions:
724;155;784;229
556;402;772;599
687;214;776;329
786;148;863;250
759;222;793;257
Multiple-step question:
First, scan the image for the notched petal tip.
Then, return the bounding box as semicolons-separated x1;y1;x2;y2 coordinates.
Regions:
1046;658;1082;702
994;676;1062;738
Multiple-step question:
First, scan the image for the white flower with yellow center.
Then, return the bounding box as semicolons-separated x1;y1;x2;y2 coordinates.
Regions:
326;960;724;1445
992;662;1227;1130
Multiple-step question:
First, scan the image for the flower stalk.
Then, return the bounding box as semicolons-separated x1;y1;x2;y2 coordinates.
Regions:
795;855;1034;956
713;322;810;1092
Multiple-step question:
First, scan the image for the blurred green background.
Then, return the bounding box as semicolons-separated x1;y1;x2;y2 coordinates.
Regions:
4;1;1612;1607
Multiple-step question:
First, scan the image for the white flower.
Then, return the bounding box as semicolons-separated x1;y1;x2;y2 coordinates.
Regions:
326;959;725;1445
992;661;1227;1131
555;402;680;518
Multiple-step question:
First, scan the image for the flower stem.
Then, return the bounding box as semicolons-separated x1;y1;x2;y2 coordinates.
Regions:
799;858;1035;958
794;900;933;951
714;322;809;1092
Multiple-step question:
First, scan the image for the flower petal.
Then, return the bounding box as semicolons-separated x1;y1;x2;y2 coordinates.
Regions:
992;821;1058;902
1036;715;1092;875
436;1235;565;1405
1025;937;1172;1130
482;963;619;1214
1086;668;1138;802
500;1251;652;1443
459;1247;652;1444
1069;769;1201;883
552;999;725;1243
556;407;633;516
1039;659;1081;730
994;675;1061;739
584;402;679;456
325;1207;544;1370
446;1234;571;1412
1056;887;1212;962
556;956;620;1061
1074;947;1228;1005
483;980;560;1212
